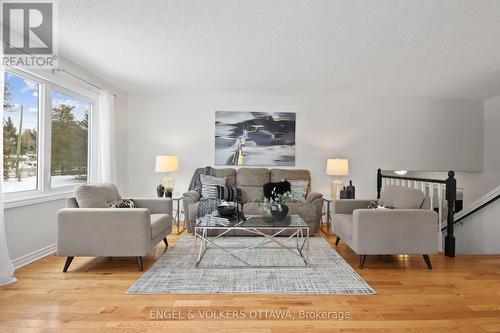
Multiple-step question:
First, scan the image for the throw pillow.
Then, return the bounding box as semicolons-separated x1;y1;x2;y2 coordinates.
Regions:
263;181;291;200
74;183;122;208
288;179;309;202
200;174;227;199
109;199;136;208
367;200;394;210
379;185;425;209
215;185;242;202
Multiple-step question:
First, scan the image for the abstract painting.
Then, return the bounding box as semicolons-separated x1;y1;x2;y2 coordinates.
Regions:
215;111;296;166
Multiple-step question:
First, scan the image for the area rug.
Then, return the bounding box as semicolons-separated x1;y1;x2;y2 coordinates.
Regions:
128;237;375;295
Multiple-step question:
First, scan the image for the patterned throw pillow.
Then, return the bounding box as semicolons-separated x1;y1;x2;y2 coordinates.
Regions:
288;180;309;202
215;185;242;202
200;174;227;199
109;199;135;208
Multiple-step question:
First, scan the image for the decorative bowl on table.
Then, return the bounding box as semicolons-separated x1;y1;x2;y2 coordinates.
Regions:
271;204;289;221
217;205;236;217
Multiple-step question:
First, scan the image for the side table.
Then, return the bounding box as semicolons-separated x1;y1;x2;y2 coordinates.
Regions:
320;197;333;235
171;196;186;235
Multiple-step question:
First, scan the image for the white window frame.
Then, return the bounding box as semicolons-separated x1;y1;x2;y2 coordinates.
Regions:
3;67;98;208
48;84;93;190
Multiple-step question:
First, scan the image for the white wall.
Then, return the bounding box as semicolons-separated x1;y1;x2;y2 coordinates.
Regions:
411;94;500;206
125;93;483;199
4;58;129;267
484;96;500;172
4;199;65;265
407;96;500;254
458;95;500;203
454;95;500;254
455;189;500;255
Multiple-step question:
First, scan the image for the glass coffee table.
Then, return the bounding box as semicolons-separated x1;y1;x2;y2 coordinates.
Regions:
194;214;310;268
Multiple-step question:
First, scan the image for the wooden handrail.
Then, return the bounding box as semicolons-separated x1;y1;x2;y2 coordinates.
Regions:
442;192;500;231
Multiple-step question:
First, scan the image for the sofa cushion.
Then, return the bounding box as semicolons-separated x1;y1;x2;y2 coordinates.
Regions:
270;169;311;191
215;168;237;187
237;168;270;186
236;168;269;203
334;214;353;241
240;186;264;203
73;183;122;208
379;185;426;209
151;214;171;239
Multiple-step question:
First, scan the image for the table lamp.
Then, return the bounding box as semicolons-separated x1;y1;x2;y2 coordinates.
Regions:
155;155;179;197
326;158;349;199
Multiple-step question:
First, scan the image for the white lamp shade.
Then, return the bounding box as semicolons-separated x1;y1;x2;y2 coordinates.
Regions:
326;158;349;176
155;155;179;173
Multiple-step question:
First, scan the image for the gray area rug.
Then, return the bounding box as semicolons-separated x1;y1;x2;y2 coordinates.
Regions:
128;237;375;295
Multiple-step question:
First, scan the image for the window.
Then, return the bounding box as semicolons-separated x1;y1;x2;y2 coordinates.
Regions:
3;72;40;193
51;91;90;188
2;68;95;202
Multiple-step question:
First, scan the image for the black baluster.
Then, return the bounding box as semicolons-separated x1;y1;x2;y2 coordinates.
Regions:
445;171;456;257
377;168;382;199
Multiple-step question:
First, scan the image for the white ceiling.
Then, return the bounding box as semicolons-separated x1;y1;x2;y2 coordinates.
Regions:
58;0;500;99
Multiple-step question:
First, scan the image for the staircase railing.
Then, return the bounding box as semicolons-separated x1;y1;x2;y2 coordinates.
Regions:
442;185;500;230
377;169;457;257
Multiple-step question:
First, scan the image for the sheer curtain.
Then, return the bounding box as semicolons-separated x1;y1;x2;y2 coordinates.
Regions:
0;66;16;286
91;90;117;184
0;186;15;286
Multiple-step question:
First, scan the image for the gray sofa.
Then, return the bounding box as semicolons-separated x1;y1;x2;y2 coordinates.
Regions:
57;184;173;272
332;185;439;269
183;168;323;234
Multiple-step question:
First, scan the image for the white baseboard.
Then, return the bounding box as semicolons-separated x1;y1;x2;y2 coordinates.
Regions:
12;243;57;269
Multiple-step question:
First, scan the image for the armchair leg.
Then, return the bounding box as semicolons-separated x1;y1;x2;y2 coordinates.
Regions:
359;255;367;269
136;256;144;272
63;256;74;273
422;255;432;270
163;237;168;247
335;236;340;246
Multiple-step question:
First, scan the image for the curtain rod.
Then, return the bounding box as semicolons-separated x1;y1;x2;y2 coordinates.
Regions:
52;68;117;97
5;42;116;96
50;68;102;90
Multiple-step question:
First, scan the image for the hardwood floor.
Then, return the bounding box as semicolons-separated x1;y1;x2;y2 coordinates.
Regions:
1;232;500;332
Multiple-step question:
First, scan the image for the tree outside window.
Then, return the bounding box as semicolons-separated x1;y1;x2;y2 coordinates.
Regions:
51;91;90;188
3;72;39;193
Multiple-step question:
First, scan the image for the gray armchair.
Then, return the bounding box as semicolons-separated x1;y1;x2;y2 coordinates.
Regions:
57;184;173;272
332;186;439;269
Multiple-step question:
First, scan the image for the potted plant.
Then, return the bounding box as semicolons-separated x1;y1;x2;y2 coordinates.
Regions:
165;187;173;198
262;189;299;221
